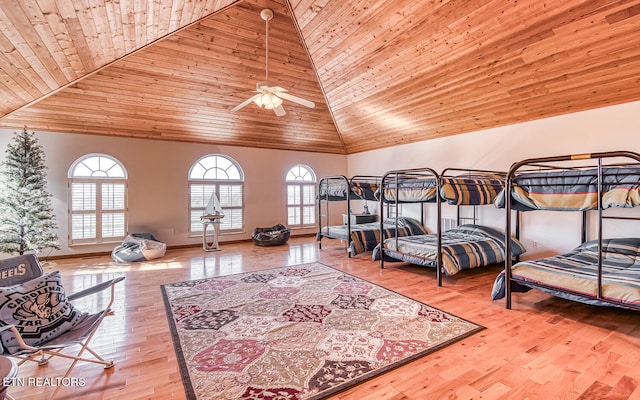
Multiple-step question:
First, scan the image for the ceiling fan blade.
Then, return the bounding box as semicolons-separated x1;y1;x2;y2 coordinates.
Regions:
231;94;261;112
277;91;315;108
273;105;286;116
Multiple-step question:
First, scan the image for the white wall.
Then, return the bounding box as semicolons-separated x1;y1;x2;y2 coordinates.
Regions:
0;129;347;257
3;100;639;258
347;101;640;258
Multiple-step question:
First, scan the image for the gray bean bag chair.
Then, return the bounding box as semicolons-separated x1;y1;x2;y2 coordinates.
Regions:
251;224;290;246
112;233;166;262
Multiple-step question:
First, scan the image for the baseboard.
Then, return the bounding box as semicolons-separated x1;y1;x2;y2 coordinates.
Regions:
40;233;316;261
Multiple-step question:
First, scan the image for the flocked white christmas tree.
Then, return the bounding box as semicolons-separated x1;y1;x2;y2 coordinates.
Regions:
0;127;60;255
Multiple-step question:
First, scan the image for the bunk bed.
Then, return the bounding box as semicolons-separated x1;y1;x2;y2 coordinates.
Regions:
493;151;640;311
376;168;526;286
316;175;427;256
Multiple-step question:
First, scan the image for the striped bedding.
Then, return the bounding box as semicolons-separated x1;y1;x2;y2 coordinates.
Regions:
380;178;438;203
349;218;427;255
440;173;504;205
318;181;358;201
318;180;379;201
492;238;640;308
381;173;504;205
494;167;640;211
318;217;427;256
380;224;526;276
351;181;379;201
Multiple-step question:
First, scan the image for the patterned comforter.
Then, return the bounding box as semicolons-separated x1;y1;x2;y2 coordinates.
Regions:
378;224;527;276
491;238;640;308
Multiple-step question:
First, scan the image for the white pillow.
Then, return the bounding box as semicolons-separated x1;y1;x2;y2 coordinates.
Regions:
0;271;86;354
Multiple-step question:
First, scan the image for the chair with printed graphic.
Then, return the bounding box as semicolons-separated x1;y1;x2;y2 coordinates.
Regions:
0;254;124;399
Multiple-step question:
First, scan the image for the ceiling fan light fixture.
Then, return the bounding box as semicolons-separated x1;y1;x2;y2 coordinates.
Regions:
231;8;314;116
253;92;283;109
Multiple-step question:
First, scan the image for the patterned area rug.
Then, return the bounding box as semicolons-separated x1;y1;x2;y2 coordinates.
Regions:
161;262;483;400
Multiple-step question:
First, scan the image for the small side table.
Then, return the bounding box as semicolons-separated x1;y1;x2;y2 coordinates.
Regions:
201;214;224;252
342;213;378;225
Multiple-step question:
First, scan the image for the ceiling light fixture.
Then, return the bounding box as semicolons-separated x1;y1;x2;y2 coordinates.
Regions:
253;92;283;109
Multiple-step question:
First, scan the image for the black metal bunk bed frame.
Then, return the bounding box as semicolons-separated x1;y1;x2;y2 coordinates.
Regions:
379;167;519;287
378;168;442;281
440;167;512;222
316;174;381;257
503;151;640;311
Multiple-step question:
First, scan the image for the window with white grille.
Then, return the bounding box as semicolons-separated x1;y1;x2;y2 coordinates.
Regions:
68;154;127;245
286;165;316;228
189;155;244;234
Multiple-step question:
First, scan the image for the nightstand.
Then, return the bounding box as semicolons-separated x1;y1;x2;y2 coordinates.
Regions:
342;213;378;225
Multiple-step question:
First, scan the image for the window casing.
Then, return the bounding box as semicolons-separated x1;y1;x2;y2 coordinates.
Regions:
286;165;316;228
68;154;127;245
189;155;244;234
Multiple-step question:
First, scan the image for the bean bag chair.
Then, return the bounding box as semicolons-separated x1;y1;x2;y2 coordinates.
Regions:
112;233;167;262
251;224;290;246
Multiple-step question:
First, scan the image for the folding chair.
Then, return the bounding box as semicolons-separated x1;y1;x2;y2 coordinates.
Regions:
0;254;124;399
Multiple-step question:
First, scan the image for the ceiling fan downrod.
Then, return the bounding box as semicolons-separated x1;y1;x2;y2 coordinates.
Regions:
261;9;273;84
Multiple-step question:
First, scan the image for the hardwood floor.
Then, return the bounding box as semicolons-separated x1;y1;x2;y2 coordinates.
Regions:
7;236;639;400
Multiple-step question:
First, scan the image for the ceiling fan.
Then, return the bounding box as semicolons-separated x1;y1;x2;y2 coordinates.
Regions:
231;8;315;117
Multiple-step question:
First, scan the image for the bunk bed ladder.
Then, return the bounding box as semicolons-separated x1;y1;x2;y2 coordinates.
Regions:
317;179;327;250
596;158;603;300
436;183;442;287
455;205;478;226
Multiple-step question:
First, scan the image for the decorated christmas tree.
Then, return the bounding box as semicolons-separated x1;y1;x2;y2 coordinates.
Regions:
0;127;60;255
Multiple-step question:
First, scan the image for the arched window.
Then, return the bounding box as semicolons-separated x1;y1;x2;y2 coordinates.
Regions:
68;154;127;245
286;165;316;227
189;154;244;234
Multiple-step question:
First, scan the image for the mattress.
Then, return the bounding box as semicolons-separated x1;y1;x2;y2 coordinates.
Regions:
318;178;380;201
492;238;640;308
495;167;640;211
380;224;526;276
380;178;439;203
318;217;427;256
440;173;504;205
351;180;379;201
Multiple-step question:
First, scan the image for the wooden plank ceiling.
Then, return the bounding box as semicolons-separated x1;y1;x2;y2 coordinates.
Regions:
1;0;640;155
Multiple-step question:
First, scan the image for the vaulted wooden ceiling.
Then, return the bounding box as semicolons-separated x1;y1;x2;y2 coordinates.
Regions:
1;0;640;154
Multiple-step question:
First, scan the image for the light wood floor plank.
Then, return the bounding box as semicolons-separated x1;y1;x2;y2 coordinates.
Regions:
4;236;639;399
